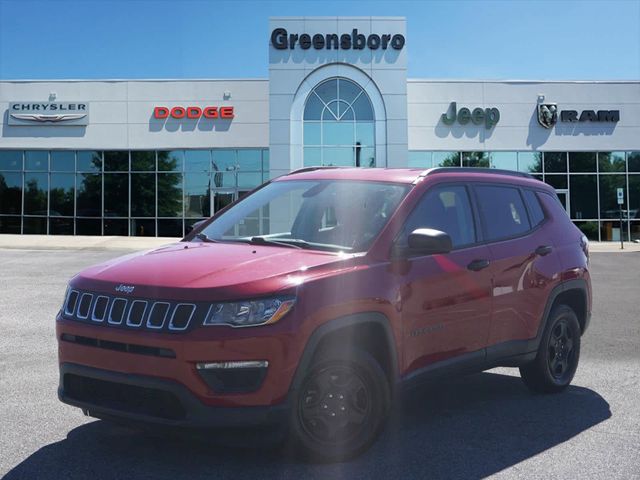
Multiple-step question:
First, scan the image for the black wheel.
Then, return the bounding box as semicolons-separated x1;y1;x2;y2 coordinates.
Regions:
290;348;390;462
520;304;581;393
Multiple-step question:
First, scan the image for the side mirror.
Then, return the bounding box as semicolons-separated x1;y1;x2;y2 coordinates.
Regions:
406;228;452;255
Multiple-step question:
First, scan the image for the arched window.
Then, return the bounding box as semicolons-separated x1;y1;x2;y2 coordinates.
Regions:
303;78;375;168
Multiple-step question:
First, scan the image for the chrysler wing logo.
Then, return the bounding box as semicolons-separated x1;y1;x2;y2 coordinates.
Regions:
115;284;135;294
537;103;558;129
10;113;87;123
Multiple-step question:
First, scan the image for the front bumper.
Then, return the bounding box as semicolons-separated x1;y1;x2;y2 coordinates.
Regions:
59;362;290;430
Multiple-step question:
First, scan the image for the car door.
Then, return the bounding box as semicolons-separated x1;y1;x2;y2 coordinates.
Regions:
397;184;493;375
472;184;554;347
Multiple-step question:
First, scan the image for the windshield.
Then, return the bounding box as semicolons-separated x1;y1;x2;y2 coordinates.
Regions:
198;180;410;252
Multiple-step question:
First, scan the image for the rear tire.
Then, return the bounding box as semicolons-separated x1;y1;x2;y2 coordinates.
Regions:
520;305;581;393
289;348;390;462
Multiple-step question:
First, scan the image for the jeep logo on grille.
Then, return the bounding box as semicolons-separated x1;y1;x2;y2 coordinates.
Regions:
115;284;135;294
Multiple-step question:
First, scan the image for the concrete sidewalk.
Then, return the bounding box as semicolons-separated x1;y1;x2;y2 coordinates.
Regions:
1;234;639;252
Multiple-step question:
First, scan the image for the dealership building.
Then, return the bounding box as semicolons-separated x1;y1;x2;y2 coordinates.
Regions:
1;17;639;241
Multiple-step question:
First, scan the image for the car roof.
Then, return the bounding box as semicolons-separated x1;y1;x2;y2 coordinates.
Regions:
275;166;547;188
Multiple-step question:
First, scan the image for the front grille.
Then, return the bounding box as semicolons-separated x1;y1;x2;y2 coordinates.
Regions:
63;373;186;420
62;289;202;333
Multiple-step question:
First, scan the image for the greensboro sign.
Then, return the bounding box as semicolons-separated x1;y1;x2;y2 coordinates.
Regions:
271;28;405;50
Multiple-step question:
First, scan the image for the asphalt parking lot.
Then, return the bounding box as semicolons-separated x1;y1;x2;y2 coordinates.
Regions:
0;248;638;479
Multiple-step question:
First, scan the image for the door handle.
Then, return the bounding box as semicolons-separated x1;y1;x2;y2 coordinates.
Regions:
535;245;553;256
467;259;490;271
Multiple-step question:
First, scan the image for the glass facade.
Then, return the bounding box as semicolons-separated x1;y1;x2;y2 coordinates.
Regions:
303;78;375;168
0;149;268;237
407;151;640;242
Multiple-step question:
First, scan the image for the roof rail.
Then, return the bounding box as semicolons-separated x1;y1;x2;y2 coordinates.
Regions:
287;166;345;175
426;167;534;179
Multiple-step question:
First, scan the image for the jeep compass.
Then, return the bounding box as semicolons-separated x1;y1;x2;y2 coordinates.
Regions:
57;167;592;461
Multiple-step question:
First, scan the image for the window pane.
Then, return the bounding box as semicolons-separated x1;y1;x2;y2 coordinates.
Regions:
77;151;102;172
213;192;235;214
491;152;517;171
0;172;22;214
304;147;322;167
157;173;183;217
598;152;626;173
462;152;490;168
433;152;460;167
338;78;361;104
158;219;183;237
51;151;75;172
131;219;155;237
0;216;21;233
158;150;183;172
262;149;269;171
49;217;73;235
212;172;235;188
212;150;236;172
544;175;568;189
323;121;354;146
323;147;353;167
629;176;640;221
408;151;431;168
569;152;596;172
314;79;337;104
400;185;476;248
104;218;129;235
0;150;22;170
322;102;339;120
104;151;129;171
185;150;210;172
628;152;640;172
304;93;323;120
518;152;542;173
76;218;101;235
633;221;640;242
476;185;531;240
23;217;47;234
76;173;101;217
601;220;628;242
544;152;567;173
131;173;155;217
599;175;626;219
304;123;321;145
50;173;74;216
238;172;262;189
24;172;48;215
131;151;155;171
25;151;48;171
569;175;597;219
104;173;129;217
184;173;210;217
357;147;375;168
352;94;373;120
573;221;599;241
238;150;261;171
355;122;374;146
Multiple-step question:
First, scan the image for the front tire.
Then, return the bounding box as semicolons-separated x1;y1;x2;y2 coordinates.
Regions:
290;348;390;462
520;304;581;393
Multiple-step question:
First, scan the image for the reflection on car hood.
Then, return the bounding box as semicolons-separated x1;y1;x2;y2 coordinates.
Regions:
72;241;357;300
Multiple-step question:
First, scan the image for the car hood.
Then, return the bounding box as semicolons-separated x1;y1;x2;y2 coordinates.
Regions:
72;241;359;301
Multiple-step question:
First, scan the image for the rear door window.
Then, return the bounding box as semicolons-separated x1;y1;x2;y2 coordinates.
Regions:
475;185;532;241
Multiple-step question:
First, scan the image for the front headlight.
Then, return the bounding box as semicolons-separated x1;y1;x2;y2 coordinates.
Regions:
202;296;296;328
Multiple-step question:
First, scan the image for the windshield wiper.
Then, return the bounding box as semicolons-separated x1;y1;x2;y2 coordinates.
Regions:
195;232;218;243
249;236;312;249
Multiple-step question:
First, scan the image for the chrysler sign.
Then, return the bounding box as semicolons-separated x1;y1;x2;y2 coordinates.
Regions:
8;102;89;126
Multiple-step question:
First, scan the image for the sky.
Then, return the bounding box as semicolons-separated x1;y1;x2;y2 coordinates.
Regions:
0;0;638;81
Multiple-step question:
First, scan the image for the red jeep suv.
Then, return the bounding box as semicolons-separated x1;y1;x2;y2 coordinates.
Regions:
57;167;591;461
